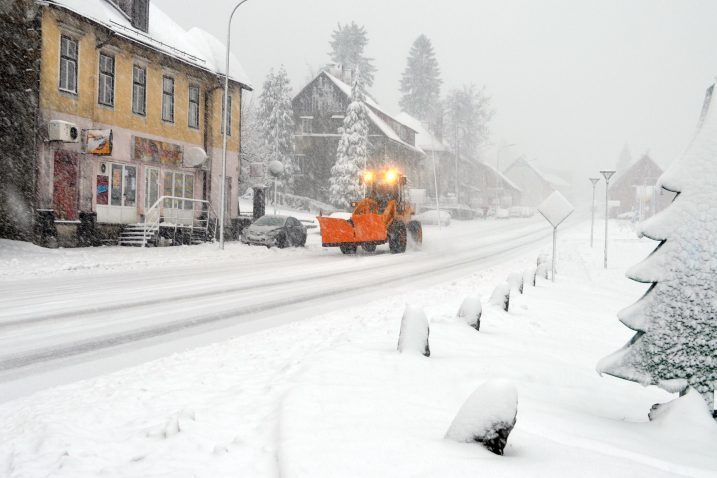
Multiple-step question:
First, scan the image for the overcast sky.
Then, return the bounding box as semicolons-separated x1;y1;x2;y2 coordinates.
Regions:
157;0;717;183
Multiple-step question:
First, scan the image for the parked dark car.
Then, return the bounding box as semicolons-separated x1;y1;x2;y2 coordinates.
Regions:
241;215;307;248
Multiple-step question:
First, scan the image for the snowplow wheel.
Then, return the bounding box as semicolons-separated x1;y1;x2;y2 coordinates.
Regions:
388;221;407;254
408;220;422;248
340;244;357;255
362;243;377;252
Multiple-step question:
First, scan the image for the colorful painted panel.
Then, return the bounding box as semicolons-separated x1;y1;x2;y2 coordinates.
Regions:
85;129;112;155
133;136;183;166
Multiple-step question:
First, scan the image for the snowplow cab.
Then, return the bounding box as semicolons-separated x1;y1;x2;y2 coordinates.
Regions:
317;169;422;254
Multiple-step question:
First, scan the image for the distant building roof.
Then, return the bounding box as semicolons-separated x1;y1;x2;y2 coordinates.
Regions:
394;112;449;153
47;0;252;89
318;71;423;154
609;154;664;191
504;158;569;189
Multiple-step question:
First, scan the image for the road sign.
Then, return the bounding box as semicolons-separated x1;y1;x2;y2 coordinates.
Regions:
537;191;575;282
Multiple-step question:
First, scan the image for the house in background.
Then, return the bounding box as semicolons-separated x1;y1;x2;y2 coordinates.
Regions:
609;153;674;220
396;112;521;212
503;157;569;207
292;67;425;203
1;0;251;247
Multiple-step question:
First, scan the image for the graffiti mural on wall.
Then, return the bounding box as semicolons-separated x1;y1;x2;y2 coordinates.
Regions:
133;136;183;166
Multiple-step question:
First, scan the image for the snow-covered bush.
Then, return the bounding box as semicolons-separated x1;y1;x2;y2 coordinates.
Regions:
445;379;518;455
537;253;549;267
489;283;511;312
523;267;537;287
648;389;717;432
507;272;524;294
397;305;430;357
457;296;482;330
598;86;717;411
536;262;550;280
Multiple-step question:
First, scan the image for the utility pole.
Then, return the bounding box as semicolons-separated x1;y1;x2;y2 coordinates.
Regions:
589;177;600;247
600;170;616;268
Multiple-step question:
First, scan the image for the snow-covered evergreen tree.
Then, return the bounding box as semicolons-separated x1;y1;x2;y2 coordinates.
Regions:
329;22;377;87
598;85;717;411
239;98;270;193
329;74;368;209
257;66;296;192
399;34;442;124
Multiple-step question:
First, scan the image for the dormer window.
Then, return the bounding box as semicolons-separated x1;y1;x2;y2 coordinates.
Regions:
132;0;150;33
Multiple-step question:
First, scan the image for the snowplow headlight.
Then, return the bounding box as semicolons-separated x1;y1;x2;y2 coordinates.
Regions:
362;171;374;183
385;170;398;184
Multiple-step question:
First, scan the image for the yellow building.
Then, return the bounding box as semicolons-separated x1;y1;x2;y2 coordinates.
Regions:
32;0;251;246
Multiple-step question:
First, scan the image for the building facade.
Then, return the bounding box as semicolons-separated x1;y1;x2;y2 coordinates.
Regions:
609;153;674;219
292;68;426;203
0;0;251;247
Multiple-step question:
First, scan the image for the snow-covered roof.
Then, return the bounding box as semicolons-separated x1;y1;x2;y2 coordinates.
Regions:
320;72;422;153
505;158;569;189
395;112;449;152
479;162;522;192
47;0;252;89
609;154;663;190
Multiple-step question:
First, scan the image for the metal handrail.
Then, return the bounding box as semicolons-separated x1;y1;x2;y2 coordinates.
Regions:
141;196;219;247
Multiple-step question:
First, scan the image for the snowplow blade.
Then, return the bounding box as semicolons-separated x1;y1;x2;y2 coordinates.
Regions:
317;217;356;246
352;214;387;242
317;214;388;246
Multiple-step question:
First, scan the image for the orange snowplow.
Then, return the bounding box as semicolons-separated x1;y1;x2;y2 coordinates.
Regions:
317;169;422;254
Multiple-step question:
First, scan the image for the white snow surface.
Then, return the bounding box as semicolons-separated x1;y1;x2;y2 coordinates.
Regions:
48;0;251;87
445;379;518;443
1;220;717;476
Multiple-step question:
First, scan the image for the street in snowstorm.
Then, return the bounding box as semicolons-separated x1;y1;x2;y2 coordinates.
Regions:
1;1;716;477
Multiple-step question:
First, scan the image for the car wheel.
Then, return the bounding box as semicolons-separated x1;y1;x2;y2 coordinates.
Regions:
276;233;287;249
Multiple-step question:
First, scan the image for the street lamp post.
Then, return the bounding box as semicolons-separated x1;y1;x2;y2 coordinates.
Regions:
219;0;251;250
589;178;600;247
600;170;616;268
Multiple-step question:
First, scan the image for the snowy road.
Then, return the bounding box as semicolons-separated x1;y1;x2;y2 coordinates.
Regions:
0;217;554;399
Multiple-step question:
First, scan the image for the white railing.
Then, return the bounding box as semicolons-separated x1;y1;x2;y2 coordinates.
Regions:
142;196;219;247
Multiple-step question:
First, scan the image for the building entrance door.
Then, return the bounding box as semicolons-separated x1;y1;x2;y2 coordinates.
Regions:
144;167;160;222
53;151;78;220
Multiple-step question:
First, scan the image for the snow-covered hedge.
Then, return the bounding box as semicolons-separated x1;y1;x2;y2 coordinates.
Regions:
457;296;482;330
523;267;537;287
490;283;511;312
507;272;524;294
397;305;430;357
445;379;518;455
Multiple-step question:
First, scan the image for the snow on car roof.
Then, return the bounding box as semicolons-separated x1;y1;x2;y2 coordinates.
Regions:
48;0;252;89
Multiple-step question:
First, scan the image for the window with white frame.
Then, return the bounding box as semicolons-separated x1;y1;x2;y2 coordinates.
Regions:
132;65;146;115
59;35;78;93
98;53;115;106
162;76;175;122
163;171;194;210
188;85;200;129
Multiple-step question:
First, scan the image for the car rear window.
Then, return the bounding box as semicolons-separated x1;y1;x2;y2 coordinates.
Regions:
254;216;286;226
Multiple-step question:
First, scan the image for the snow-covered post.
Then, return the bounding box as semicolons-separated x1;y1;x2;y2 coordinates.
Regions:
445;380;518;455
600;170;616;269
537;192;574;282
490;283;511;312
597;85;717;412
589;177;600;247
457;296;482;330
397;305;430;357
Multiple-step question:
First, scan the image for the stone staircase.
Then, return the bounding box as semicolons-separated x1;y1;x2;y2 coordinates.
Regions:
118;223;159;247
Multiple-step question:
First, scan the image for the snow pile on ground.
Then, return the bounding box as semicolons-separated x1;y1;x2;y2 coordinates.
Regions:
1;221;716;477
397;305;431;356
457;295;482;330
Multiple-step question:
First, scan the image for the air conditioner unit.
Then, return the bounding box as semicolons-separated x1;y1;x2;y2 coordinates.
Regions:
48;120;79;143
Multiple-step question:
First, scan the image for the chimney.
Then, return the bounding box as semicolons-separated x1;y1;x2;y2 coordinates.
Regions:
131;0;150;33
110;0;149;33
